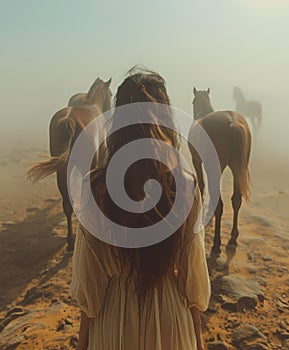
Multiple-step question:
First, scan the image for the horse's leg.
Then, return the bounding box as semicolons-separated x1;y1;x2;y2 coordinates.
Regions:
205;160;223;254
228;169;242;247
63;194;74;251
57;170;74;251
211;196;223;255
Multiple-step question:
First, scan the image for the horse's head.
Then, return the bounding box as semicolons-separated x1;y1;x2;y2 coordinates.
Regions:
233;86;243;101
85;78;112;112
192;87;213;119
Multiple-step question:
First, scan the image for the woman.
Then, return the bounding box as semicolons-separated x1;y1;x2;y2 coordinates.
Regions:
71;68;211;350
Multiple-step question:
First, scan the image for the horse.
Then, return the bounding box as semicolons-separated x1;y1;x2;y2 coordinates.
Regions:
189;87;251;255
233;86;262;131
27;78;112;250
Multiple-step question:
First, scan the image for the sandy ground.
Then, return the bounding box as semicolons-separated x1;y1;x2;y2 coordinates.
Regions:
0;133;289;349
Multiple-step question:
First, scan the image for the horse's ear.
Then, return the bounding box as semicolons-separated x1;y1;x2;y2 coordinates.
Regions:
207;88;210;95
86;78;100;100
105;78;112;87
193;87;197;96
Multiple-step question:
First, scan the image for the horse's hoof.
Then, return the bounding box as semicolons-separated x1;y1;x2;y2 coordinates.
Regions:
66;244;74;252
211;245;221;257
227;239;237;248
66;239;75;252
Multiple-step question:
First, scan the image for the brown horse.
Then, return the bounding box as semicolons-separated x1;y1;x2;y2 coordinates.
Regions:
233;86;262;131
189;87;251;255
27;78;112;250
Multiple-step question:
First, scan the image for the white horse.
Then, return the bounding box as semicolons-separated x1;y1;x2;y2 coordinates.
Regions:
233;86;262;131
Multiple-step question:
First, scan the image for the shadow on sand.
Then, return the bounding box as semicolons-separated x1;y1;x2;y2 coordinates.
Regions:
0;199;69;310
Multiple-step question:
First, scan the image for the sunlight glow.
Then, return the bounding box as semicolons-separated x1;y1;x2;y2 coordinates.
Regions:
246;0;289;9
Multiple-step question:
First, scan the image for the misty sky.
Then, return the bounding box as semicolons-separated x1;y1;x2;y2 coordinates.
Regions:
1;0;289;154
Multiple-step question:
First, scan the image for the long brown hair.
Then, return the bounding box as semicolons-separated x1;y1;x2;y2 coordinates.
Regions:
91;67;186;296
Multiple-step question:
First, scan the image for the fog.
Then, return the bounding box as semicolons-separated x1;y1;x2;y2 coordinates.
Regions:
1;0;289;166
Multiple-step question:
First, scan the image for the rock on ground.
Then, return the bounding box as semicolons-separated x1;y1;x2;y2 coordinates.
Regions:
232;325;269;349
213;275;264;311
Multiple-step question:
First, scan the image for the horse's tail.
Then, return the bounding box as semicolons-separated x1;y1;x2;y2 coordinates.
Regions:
230;121;251;201
27;116;76;183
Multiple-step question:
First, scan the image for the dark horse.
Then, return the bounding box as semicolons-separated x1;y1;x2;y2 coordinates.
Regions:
189;88;251;255
27;78;112;250
233;86;262;131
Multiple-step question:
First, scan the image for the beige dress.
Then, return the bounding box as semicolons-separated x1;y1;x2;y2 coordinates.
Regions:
71;186;211;350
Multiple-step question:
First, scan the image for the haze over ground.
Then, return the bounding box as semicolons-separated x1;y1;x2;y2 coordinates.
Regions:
0;0;288;162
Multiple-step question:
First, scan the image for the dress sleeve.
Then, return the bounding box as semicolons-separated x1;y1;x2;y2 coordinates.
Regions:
70;224;109;318
177;187;211;312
